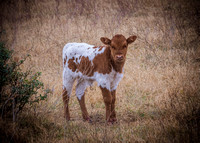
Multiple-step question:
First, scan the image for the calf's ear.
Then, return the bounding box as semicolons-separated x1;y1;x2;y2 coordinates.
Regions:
100;37;111;45
127;35;137;44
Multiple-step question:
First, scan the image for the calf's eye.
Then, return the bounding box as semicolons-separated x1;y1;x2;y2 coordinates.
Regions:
112;46;116;50
123;46;127;49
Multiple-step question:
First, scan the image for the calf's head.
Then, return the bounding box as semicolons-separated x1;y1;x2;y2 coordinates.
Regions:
100;34;137;63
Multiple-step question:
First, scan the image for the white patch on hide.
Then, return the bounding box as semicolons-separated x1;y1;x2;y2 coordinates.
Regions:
94;69;123;91
62;68;75;96
63;43;105;66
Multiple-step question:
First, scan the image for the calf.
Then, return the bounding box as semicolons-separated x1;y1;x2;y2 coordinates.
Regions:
62;34;137;122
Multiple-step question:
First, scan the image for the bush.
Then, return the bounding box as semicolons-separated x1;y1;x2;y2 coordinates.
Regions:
0;33;51;122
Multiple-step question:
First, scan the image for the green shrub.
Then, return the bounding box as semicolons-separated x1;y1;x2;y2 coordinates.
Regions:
0;32;51;121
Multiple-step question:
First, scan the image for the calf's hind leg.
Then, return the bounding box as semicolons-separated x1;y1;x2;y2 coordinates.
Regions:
76;80;90;121
77;94;90;121
62;74;75;121
62;88;71;120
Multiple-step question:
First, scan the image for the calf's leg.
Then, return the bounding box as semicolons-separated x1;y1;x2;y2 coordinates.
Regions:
110;90;117;122
76;80;90;121
77;94;90;121
63;71;75;121
62;88;70;120
100;87;112;122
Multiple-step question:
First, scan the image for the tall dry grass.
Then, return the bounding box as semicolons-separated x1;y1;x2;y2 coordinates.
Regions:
0;0;199;142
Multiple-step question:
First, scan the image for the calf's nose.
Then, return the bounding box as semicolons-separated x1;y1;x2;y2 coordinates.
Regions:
116;55;124;60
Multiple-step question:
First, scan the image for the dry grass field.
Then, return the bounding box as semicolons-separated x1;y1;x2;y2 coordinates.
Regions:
0;0;200;142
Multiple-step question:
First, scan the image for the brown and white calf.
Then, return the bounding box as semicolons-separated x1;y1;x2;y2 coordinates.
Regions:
62;34;137;122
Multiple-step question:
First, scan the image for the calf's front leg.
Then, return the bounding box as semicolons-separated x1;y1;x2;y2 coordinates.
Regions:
100;87;112;122
110;90;117;122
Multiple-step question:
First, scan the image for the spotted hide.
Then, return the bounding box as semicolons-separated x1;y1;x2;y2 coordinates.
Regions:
62;34;137;122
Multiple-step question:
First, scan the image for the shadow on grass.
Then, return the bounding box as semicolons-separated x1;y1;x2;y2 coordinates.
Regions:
0;114;64;143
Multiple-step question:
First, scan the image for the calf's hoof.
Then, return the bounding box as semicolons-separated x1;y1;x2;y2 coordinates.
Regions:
83;117;92;123
64;116;70;121
108;118;117;124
